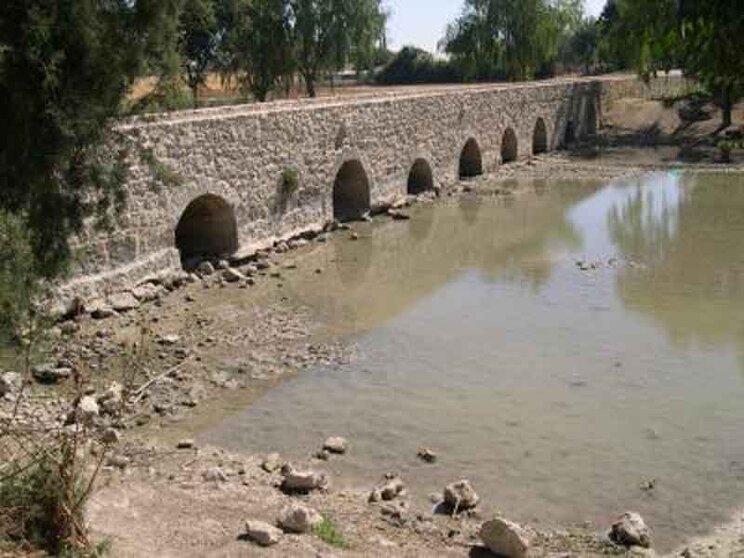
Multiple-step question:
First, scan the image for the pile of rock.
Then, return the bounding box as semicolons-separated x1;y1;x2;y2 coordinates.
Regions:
244;503;325;547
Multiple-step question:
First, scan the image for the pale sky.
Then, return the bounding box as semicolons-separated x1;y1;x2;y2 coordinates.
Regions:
386;0;607;53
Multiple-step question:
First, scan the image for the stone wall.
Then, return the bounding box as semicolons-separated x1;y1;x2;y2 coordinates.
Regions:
57;73;690;303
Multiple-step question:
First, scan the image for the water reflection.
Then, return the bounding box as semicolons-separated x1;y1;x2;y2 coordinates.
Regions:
204;172;744;552
609;172;744;363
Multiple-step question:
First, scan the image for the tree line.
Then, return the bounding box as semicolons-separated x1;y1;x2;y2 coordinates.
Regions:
147;0;388;108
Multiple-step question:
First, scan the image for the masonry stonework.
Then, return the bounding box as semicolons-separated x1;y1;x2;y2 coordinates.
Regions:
58;74;691;302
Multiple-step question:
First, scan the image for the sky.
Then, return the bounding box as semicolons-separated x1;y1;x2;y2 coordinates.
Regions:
385;0;607;54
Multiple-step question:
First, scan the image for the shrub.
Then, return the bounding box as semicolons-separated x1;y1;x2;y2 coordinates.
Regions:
281;168;300;197
313;516;348;548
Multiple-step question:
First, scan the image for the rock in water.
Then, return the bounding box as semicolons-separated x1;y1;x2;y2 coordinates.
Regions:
277;503;323;533
480;517;532;558
280;464;328;492
245;520;282;546
443;480;479;511
323;436;349;454
610;512;652;548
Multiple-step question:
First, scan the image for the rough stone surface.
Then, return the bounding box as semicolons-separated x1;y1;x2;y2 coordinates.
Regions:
281;464;328;492
277;503;323;533
261;453;283;473
203;467;228;483
108;292;141;312
52;75;690;304
245;520;282;547
32;363;72;384
0;372;21;395
610;512;652;548
443;480;479;511
480;517;532;558
76;396;100;424
323;436;349;454
222;267;246;283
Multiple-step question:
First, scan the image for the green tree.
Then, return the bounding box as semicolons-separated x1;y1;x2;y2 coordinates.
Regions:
0;0;173;278
180;0;219;107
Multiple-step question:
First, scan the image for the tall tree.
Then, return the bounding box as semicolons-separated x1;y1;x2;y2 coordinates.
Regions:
0;0;173;277
179;0;218;107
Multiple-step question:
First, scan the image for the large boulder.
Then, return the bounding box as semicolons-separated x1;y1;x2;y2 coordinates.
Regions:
443;480;479;511
610;512;652;548
32;363;71;384
245;520;282;547
280;464;328;492
480;517;532;558
277;503;323;534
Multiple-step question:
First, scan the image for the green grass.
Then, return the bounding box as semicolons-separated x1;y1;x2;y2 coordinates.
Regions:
313;517;348;549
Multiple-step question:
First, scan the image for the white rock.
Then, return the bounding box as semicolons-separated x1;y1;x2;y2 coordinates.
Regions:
277;503;323;533
480;517;532;558
76;396;100;424
0;372;21;395
261;452;283;473
323;436;349;454
197;261;215;276
245;520;282;546
131;283;162;302
610;512;652;548
443;480;479;511
223;267;246;283
107;292;140;312
159;334;181;346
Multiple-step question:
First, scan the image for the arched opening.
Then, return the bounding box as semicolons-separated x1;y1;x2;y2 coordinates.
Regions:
333;159;370;222
459;138;483;179
407;158;434;195
532;118;548;155
175;194;238;267
501;128;518;163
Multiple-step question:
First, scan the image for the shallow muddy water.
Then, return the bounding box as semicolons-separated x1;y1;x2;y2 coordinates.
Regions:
204;171;744;550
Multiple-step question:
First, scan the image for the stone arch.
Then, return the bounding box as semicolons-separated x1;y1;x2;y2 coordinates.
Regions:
459;138;483;179
175;194;238;266
333;159;371;221
407;158;434;195
532;118;548;155
501;128;518;164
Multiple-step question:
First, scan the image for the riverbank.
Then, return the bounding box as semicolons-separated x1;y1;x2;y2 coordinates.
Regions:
3;148;744;557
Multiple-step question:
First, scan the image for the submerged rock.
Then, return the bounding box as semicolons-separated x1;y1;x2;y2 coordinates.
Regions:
610;512;652;548
323;436;348;454
277;503;323;533
480;517;532;558
417;448;438;463
245;520;282;546
443;480;479;512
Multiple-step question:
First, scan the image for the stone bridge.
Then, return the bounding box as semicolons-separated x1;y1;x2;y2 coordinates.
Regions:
61;74;689;301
